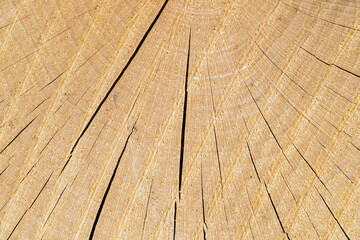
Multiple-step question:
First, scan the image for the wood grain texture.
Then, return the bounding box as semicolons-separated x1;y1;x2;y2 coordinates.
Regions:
0;0;360;239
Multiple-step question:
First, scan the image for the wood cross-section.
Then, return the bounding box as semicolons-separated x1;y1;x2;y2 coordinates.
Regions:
1;0;360;239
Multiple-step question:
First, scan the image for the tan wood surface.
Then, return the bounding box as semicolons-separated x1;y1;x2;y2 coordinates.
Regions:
1;0;360;239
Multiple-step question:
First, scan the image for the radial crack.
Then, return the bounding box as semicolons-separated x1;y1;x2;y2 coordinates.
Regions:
301;47;360;78
43;186;67;227
20;158;41;183
89;123;136;239
40;69;68;91
246;141;261;183
178;29;191;200
265;183;291;239
316;188;350;239
280;172;297;203
173;202;177;240
28;97;50;115
0;116;37;155
39;129;58;155
201;162;207;239
29;173;53;209
174;28;191;240
245;83;294;170
62;0;169;174
7;210;28;239
6;172;53;239
304;209;320;238
0;164;9;176
255;42;313;97
142;179;153;239
213;126;230;236
290;141;331;193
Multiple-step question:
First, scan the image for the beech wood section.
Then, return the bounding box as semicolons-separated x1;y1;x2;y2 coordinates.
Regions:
1;1;360;239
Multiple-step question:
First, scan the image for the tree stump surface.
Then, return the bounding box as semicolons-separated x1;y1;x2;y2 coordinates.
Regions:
1;0;360;239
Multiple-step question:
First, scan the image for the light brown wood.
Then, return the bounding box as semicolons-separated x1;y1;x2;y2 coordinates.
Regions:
1;0;360;239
